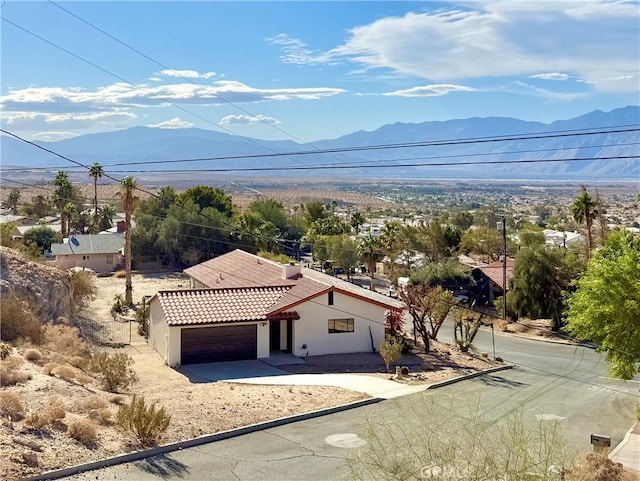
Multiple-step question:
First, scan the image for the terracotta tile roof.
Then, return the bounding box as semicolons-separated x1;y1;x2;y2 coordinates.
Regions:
476;258;515;290
157;287;291;326
183;249;405;313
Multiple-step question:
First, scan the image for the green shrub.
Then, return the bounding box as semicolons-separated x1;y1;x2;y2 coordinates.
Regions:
636;402;640;422
110;294;127;320
379;336;404;373
89;352;138;393
0;293;43;344
116;395;171;446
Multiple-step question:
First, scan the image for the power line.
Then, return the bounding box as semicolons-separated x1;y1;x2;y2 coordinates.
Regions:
2;126;637;171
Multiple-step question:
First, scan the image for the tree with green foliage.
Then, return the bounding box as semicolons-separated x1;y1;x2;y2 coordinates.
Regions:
97;205;116;232
400;285;455;352
410;260;471;290
510;246;583;330
564;231;640;380
414;220;461;262
300;201;327;227
519;229;546;248
327;235;359;279
451;211;474;231
380;221;402;278
460;225;503;262
7;187;20;214
23;225;60;253
179;185;233;217
89;162;103;219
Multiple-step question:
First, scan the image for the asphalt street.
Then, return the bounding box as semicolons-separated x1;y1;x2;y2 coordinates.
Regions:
60;326;640;481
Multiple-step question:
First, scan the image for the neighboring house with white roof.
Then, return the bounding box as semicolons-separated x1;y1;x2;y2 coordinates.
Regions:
49;233;125;273
12;223;62;240
542;229;585;248
148;249;404;366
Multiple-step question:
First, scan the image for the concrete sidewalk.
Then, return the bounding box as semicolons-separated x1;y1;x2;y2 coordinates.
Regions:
610;423;640;474
228;372;426;399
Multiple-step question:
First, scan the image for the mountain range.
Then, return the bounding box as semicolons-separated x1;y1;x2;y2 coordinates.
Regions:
2;106;638;181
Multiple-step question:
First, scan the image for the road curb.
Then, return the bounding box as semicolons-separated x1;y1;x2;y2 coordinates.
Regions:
490;328;594;349
424;364;514;390
21;397;384;481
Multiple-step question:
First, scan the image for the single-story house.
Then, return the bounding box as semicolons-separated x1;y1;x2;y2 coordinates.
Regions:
470;258;515;307
49;233;125;273
148;249;405;366
12;223;62;240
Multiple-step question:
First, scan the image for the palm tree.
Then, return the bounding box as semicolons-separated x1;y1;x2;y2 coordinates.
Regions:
350;211;366;234
121;176;137;306
89;163;104;219
358;235;383;289
571;186;598;260
98;205;116;232
53;171;73;237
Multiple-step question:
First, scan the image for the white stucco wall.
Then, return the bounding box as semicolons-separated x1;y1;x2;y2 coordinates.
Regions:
148;297;169;363
292;291;387;357
56;253;122;274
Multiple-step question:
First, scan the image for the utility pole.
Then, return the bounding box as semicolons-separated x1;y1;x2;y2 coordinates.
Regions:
497;216;507;319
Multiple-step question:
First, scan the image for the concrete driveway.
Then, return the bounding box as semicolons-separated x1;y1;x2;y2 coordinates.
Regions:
177;360;425;399
178;360;288;382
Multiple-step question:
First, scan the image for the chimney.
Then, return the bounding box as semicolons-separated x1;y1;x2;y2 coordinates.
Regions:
116;220;126;233
283;262;302;279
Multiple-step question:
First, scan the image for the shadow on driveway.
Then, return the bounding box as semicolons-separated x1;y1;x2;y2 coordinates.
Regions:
134;454;190;479
178;360;288;383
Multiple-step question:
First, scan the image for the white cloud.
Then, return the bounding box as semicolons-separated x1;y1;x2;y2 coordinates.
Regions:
505;81;585;100
148;117;194;129
31;131;79;141
1;81;345;113
148;77;162;82
293;1;638;93
159;69;217;79
529;73;571;81
219;114;281;125
384;84;475;97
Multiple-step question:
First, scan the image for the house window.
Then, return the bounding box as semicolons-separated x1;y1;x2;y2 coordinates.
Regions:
83;255;90;260
328;291;334;305
328;318;354;333
106;254;114;265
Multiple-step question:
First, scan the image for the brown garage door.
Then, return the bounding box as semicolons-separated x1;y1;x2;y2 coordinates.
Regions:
181;325;257;364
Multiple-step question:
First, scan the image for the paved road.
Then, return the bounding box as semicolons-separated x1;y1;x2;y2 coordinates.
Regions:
63;330;639;481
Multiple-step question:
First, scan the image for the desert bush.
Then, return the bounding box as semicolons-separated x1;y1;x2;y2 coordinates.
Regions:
114;270;126;279
0;366;32;386
89;407;113;425
116;395;171;446
51;364;87;384
44;324;90;358
67;356;86;368
67;419;98;446
494;319;510;332
89;352;138;392
567;452;636;481
25;410;50;430
45;397;66;423
83;395;109;411
0;293;44;344
0;391;25;421
2;354;24;370
42;362;59;375
0;342;11;359
379;336;404;373
24;348;43;362
636;402;640;422
109;395;125;405
70;269;96;309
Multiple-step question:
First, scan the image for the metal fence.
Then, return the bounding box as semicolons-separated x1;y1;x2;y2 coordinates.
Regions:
78;317;133;346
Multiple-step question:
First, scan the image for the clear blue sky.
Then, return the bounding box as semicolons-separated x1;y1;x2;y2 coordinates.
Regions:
1;1;639;142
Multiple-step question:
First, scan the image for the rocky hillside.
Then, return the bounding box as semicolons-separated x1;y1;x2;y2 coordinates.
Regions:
0;247;74;322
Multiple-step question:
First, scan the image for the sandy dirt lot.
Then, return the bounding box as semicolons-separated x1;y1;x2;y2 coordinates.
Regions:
1;272;496;479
